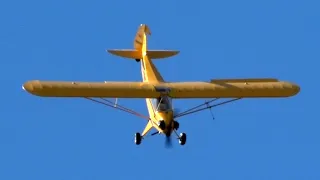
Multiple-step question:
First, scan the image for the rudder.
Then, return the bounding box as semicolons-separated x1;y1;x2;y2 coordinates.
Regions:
106;24;179;60
134;24;151;53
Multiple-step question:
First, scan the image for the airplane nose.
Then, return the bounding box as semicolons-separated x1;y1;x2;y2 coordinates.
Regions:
291;83;301;95
22;80;42;94
22;81;33;92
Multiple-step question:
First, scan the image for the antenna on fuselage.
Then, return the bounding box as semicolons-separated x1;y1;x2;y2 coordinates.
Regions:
114;98;118;107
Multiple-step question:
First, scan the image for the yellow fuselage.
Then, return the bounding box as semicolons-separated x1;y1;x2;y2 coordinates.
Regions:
141;53;175;135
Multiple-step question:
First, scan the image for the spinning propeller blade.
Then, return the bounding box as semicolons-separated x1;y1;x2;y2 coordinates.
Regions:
164;135;173;148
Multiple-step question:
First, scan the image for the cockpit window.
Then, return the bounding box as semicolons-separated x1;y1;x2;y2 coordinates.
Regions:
153;97;171;112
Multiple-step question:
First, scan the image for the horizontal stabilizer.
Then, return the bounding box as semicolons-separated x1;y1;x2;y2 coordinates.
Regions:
107;49;179;60
107;49;140;59
148;50;179;59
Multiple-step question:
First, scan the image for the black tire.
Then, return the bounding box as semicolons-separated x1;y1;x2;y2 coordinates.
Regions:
179;133;186;145
135;132;141;145
158;120;166;130
174;121;179;130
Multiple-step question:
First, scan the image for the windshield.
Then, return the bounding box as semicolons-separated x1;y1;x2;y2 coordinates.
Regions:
152;97;172;112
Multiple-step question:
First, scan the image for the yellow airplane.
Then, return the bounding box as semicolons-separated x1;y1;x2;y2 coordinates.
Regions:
22;24;300;146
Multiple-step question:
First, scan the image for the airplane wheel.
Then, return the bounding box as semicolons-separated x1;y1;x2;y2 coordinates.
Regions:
135;59;140;62
174;121;179;130
179;133;186;145
135;132;142;145
158;120;166;130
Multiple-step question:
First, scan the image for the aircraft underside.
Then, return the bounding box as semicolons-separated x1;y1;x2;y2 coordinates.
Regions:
22;24;300;148
133;96;187;146
67;96;241;147
134;118;187;146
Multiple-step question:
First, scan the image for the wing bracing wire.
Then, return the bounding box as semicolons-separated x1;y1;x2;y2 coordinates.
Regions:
84;97;241;121
84;97;150;120
174;98;242;119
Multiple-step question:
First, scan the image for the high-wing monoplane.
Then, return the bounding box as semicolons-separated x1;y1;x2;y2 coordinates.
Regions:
22;24;300;146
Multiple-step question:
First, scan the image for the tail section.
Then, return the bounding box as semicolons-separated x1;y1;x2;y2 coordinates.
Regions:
106;24;177;83
134;24;150;56
107;49;179;60
107;24;179;60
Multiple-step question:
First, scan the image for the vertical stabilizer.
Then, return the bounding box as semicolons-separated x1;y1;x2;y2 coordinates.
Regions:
134;24;151;57
135;24;164;83
107;24;179;60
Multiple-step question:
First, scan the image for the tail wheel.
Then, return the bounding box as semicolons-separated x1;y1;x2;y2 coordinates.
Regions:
179;133;186;145
134;132;142;145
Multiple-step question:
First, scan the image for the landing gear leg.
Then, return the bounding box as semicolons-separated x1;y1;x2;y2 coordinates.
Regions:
134;132;142;145
178;133;187;145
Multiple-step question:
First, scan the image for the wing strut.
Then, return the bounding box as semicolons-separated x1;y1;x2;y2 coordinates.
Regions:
175;98;220;117
174;98;242;119
85;97;150;121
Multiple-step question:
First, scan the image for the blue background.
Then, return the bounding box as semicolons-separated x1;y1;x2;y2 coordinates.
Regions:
1;0;319;179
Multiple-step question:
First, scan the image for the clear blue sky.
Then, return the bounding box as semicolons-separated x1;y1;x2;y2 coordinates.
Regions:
1;0;319;179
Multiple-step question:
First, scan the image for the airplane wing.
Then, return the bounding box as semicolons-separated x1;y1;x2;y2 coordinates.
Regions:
22;79;300;98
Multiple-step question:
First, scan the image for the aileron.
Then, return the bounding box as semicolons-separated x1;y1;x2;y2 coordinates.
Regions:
210;78;279;83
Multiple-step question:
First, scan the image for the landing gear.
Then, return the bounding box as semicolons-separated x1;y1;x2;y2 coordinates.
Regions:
135;59;140;62
178;133;186;145
134;132;142;145
135;121;185;146
173;121;179;130
158;120;166;130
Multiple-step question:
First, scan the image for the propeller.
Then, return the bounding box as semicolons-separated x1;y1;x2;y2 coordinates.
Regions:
164;135;173;148
162;108;180;148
